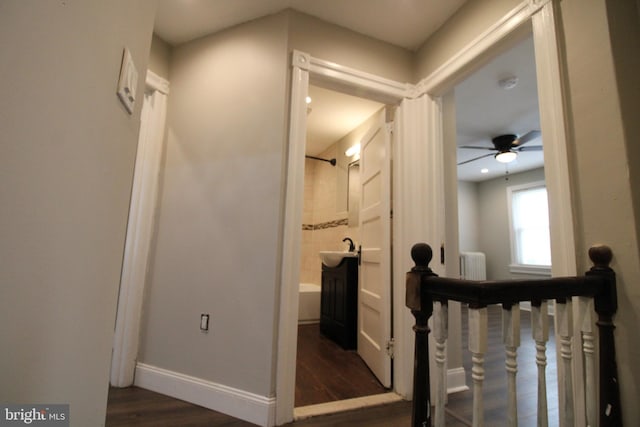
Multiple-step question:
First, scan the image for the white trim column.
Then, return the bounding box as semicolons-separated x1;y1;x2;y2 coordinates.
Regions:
531;2;585;424
393;94;454;399
110;70;169;387
275;51;310;426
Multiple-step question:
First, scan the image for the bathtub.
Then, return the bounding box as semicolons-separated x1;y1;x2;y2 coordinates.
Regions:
298;283;321;324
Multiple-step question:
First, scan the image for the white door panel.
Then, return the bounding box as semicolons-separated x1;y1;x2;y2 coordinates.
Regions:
357;114;392;388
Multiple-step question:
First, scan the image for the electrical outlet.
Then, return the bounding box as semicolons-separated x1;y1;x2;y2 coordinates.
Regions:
200;314;209;332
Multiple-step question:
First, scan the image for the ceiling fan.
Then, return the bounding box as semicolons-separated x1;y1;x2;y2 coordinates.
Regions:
457;131;542;165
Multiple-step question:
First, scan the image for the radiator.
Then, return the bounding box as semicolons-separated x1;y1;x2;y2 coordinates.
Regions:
459;251;486;280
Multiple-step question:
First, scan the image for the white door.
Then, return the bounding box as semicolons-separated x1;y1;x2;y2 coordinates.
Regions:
358;115;392;388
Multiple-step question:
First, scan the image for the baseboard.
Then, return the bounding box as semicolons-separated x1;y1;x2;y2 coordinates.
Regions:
294;392;403;420
447;367;469;394
134;363;276;427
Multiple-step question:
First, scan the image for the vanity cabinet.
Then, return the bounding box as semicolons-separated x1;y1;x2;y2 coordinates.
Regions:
320;257;358;350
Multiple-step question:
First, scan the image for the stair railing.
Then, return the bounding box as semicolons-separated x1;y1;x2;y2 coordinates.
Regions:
406;243;621;427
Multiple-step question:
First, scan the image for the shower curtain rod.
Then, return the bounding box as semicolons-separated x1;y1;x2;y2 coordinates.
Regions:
305;155;336;166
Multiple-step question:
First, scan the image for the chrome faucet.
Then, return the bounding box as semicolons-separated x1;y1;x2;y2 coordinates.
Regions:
342;237;355;252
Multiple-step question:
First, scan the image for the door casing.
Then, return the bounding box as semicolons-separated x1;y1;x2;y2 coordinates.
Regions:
277;1;579;424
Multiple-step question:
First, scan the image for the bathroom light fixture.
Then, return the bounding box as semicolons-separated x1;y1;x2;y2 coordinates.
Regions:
305;96;312;104
481;168;489;174
495;151;517;163
345;143;360;157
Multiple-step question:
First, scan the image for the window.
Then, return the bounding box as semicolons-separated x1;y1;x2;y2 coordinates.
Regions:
507;182;551;275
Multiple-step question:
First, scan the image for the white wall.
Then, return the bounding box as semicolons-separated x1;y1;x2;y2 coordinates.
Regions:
0;1;156;425
137;13;289;397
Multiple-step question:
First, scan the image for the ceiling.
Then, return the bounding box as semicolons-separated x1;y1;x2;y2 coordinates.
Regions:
305;86;384;156
455;34;542;182
303;36;541;181
154;1;542;182
154;0;468;50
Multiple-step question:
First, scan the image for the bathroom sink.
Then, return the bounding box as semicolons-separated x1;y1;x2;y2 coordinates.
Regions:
319;251;357;268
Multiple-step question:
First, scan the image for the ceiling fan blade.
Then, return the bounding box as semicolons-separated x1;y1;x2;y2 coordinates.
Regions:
457;153;494;165
459;146;495;151
517;145;543;152
513;130;541;146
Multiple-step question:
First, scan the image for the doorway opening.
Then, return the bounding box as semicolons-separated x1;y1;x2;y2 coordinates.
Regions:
294;83;396;413
452;33;552;284
441;30;561;423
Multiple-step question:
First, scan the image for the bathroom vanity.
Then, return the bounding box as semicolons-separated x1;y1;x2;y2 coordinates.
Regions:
320;255;358;350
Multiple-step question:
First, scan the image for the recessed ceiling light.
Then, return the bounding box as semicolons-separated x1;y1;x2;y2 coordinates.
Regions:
481;168;489;174
498;76;518;90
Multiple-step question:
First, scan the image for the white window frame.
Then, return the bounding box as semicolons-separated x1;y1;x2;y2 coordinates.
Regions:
506;180;552;276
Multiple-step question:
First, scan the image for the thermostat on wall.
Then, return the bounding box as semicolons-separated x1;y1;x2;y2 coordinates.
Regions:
116;48;138;114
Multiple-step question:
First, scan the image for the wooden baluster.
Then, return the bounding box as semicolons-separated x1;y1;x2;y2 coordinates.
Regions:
531;300;549;427
556;299;574;427
469;305;488;427
502;303;521;427
434;300;448;427
579;296;596;427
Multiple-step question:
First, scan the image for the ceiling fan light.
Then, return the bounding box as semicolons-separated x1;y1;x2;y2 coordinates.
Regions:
495;151;517;163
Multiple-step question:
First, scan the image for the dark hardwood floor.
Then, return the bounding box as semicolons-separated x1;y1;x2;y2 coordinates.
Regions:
107;305;559;426
106;386;257;427
295;323;387;406
445;304;558;426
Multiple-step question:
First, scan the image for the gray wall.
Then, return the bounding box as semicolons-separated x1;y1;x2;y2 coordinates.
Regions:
558;0;640;419
287;10;414;84
476;168;546;280
139;4;640;420
138;10;414;398
138;12;290;396
457;168;547;280
2;1;637;424
414;0;521;82
148;35;172;81
0;1;156;425
458;181;480;253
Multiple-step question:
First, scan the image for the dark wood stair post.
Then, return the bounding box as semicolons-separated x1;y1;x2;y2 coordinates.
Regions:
406;243;437;427
588;245;622;426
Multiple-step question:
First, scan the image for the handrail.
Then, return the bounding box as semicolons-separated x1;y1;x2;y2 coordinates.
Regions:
406;243;621;427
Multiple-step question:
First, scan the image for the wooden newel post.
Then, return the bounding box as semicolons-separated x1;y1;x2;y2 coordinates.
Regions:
587;244;622;427
407;243;437;427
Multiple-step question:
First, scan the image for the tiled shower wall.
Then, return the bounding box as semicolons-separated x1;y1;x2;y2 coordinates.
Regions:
300;145;359;286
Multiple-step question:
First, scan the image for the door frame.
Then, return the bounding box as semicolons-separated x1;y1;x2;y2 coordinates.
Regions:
410;0;583;423
275;51;413;425
111;70;169;387
277;0;578;423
